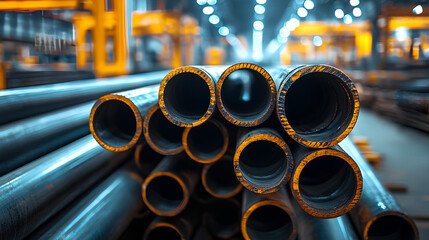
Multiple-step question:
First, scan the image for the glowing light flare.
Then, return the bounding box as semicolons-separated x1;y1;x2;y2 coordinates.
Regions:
335;9;344;19
297;7;308;17
350;0;359;7
343;14;352;24
255;4;266;14
413;5;423;15
209;15;220;24
207;0;217;5
256;0;266;4
203;6;214;15
313;36;322;46
219;26;230;36
197;0;207;5
353;7;362;17
304;0;314;10
253;20;264;31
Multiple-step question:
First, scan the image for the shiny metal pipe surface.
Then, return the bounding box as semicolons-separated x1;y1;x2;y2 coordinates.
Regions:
89;85;159;152
0;101;92;176
339;137;419;240
0;70;169;124
0;135;128;239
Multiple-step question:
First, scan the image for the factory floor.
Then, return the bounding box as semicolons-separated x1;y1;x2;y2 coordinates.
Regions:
352;108;429;239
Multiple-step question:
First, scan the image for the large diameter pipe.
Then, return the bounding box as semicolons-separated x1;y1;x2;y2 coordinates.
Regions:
0;135;128;239
203;199;241;239
134;143;164;176
234;128;293;194
339;137;419;240
202;156;242;199
158;66;227;127
28;167;143;240
89;85;159;152
0;70;169;124
183;118;229;164
142;155;200;216
290;145;362;218
143;103;184;155
241;188;297;240
0;101;92;176
216;63;276;127
271;65;359;148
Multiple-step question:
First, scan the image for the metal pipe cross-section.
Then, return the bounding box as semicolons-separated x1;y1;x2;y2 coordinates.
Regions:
203;199;241;239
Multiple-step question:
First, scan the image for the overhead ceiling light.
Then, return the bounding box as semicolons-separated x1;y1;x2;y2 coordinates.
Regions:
209;14;220;24
203;6;214;15
218;26;230;36
207;0;217;5
304;0;314;10
297;7;308;17
256;0;266;4
255;4;266;14
335;9;344;19
350;0;359;7
197;0;207;5
313;36;322;46
353;7;362;17
253;20;264;31
343;14;352;24
413;5;423;15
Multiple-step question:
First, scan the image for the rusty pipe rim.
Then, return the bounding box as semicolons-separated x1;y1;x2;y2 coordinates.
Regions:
144;222;184;240
291;149;363;218
89;94;142;152
276;64;360;148
216;63;276;127
143;104;184;155
234;133;292;194
202;156;242;199
183;119;229;164
142;172;189;217
364;211;419;240
159;66;216;127
241;200;296;240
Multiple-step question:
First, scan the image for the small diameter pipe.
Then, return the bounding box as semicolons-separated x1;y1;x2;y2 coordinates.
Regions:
216;63;276;127
89;85;159;152
202;156;242;199
203;199;241;239
241;189;297;240
183;118;229;164
234;128;293;194
290;145;363;218
143;103;184;155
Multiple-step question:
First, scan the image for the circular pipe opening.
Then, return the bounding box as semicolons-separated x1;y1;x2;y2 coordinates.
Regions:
163;72;211;124
145;176;184;213
367;215;416;240
204;159;240;197
206;201;240;238
148;108;183;151
220;69;272;122
146;226;181;240
246;205;293;240
284;72;354;143
298;156;357;211
239;140;287;187
186;121;227;162
92;99;137;148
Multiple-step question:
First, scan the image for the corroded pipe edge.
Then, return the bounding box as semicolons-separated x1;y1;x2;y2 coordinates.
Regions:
234;132;293;194
202;156;242;199
143;103;184;155
182;119;229;164
291;148;363;218
159;66;216;127
89;94;142;152
143;222;184;240
142;172;190;217
216;63;277;127
276;64;360;148
363;210;418;240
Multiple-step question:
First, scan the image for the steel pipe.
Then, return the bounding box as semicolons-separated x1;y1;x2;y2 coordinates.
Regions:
290;145;362;218
89;85;159;152
159;66;226;127
134;143;164;176
203;199;241;239
183;118;229;164
28;167;143;240
143;103;184;155
271;65;359;148
339;137;419;240
241;188;297;240
0;101;92;176
192;178;215;204
234;128;293;194
0;70;169;124
202;156;242;199
0;135;128;239
142;155;200;216
216;63;276;127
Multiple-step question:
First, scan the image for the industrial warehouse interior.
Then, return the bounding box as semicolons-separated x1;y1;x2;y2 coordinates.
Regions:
0;0;429;239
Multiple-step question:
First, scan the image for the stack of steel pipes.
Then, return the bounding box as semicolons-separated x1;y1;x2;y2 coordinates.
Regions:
0;64;419;240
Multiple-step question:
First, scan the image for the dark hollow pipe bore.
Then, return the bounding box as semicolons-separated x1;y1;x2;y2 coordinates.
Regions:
204;199;241;239
134;143;164;176
202;156;242;199
183;119;229;164
216;63;276;127
291;146;362;218
90;85;159;152
143;104;184;155
272;65;359;148
234;128;293;194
